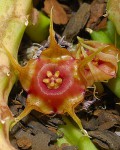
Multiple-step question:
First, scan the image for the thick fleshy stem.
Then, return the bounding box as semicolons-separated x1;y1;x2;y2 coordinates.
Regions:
26;9;50;42
0;0;32;149
57;117;98;150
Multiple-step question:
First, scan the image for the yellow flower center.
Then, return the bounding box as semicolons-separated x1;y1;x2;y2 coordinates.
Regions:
43;71;63;89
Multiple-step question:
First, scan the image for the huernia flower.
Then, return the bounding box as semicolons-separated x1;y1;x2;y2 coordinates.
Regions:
4;12;119;135
77;38;119;87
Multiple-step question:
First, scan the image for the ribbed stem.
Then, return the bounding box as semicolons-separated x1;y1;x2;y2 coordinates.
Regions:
0;0;32;149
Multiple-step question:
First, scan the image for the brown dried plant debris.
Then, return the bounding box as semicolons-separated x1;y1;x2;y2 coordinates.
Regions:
88;130;120;150
10;114;58;150
94;109;120;130
86;0;107;30
82;109;120;131
30;8;39;25
63;3;90;42
43;0;69;25
16;136;32;150
81;109;120;150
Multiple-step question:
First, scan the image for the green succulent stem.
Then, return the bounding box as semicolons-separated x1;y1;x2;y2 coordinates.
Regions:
26;9;50;42
0;0;32;149
90;29;112;44
57;117;98;150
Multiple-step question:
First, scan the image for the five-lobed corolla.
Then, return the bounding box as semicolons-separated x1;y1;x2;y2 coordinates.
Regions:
4;13;119;135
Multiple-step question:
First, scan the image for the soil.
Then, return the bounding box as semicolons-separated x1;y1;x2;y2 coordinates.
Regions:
9;0;120;150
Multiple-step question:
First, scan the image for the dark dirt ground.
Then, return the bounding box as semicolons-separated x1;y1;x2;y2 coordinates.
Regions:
8;0;120;150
